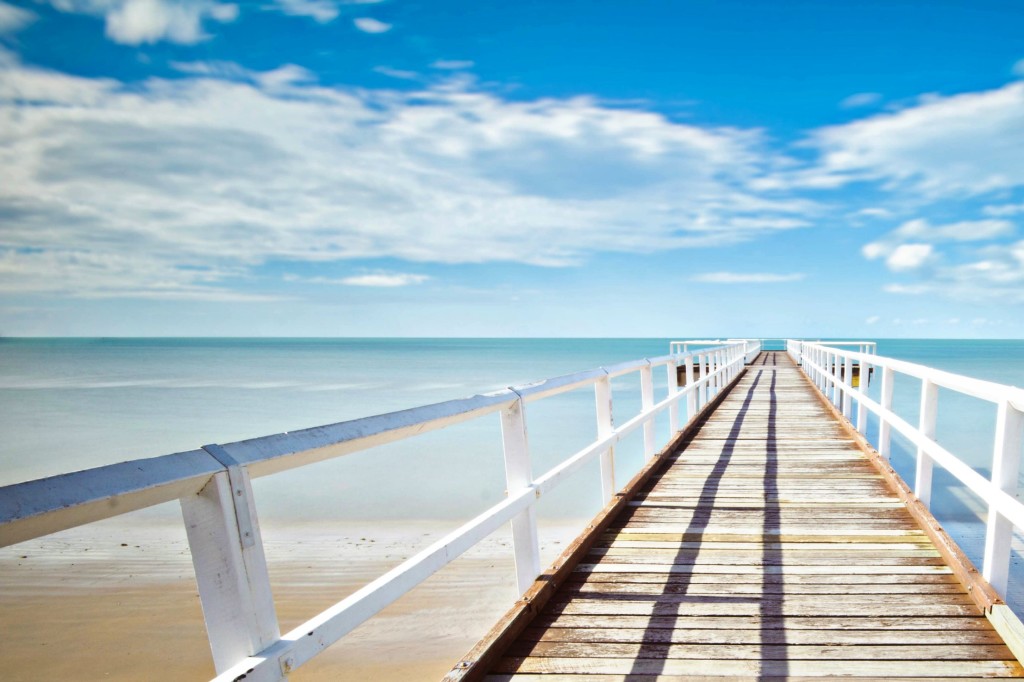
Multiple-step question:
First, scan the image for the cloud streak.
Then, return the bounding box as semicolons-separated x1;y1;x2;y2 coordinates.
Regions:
0;54;811;300
691;272;805;284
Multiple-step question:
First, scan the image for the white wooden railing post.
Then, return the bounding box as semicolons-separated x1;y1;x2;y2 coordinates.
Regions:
915;380;939;508
707;352;715;399
666;361;680;434
832;352;841;407
699;353;708;409
640;361;656;459
825;351;833;404
983;400;1024;598
500;394;541;595
595;373;616;504
879;366;894;459
181;445;281;677
856;358;868;434
817;348;825;391
685;355;696;420
843;354;853;419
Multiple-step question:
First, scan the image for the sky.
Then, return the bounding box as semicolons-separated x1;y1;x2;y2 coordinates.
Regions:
0;0;1023;338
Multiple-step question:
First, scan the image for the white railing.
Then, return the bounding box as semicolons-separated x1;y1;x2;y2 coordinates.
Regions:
670;339;761;365
0;340;752;681
787;339;1024;599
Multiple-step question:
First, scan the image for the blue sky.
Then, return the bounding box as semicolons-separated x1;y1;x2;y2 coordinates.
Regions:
1;0;1023;338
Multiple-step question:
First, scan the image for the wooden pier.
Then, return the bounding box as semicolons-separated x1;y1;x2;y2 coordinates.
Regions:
450;352;1024;680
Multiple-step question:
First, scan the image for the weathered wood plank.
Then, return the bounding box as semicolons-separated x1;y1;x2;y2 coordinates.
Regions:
491;657;1024;676
521;625;1007;645
506;641;1017;661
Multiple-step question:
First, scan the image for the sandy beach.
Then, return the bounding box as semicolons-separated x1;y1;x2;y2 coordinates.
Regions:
0;517;585;681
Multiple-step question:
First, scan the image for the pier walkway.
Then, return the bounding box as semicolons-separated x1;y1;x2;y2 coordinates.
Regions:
455;352;1024;680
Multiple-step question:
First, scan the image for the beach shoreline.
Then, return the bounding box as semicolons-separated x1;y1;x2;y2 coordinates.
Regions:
0;517;586;681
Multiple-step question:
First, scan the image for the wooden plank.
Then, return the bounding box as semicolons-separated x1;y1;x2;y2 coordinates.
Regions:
491;657;1024;676
506;641;1017;661
531;614;995;631
521;625;1007;645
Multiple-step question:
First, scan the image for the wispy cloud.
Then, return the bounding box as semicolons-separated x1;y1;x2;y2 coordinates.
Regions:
691;272;805;284
983;202;1024;217
1014;58;1024;77
339;272;430;287
862;217;1015;273
798;82;1024;195
431;59;474;70
373;65;418;80
353;16;390;33
839;92;882;109
0;1;35;35
0;53;811;300
272;0;340;23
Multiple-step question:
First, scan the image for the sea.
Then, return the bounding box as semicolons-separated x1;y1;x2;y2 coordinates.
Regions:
2;337;1024;606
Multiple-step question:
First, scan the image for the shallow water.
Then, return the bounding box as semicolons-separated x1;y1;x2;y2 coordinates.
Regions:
2;337;1023;607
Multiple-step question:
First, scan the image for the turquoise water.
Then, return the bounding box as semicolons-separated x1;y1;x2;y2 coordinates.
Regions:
2;337;1023;606
0;338;688;524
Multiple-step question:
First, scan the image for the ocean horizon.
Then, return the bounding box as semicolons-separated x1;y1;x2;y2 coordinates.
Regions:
3;337;1023;605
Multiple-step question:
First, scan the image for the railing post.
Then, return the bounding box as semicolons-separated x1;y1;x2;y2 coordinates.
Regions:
699;353;708;409
640;362;656;459
707;352;716;398
843;354;853;419
982;400;1024;598
832;352;841;407
500;395;541;595
817;348;825;391
826;352;834;404
595;373;616;504
685;355;696;421
915;379;939;508
879;366;894;459
856;359;868;434
181;445;281;677
666;361;680;434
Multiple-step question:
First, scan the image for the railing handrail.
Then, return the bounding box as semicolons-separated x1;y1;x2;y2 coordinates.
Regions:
795;341;1022;408
786;339;1024;602
0;339;756;682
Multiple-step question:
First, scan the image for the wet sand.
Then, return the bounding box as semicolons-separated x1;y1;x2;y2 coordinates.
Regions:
0;518;583;681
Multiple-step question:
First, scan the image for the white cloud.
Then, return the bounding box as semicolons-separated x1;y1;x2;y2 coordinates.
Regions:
373;65;418;80
0;54;811;300
340;272;430;287
878;241;1024;303
862;218;1014;273
892;217;1014;242
432;60;474;70
852;207;893;219
691;272;804;284
839;92;882;109
865;316;880;324
1014;58;1024;77
983;202;1024;217
801;82;1024;195
272;0;338;22
885;243;933;271
353;16;389;33
46;0;239;45
0;2;35;34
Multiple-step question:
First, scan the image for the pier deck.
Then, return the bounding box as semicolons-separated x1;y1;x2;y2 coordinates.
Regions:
462;352;1024;680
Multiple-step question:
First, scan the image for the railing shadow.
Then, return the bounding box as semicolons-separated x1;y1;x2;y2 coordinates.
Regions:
622;358;779;675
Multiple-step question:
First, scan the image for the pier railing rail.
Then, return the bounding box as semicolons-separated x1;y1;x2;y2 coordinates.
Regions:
787;339;1024;600
0;339;756;681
